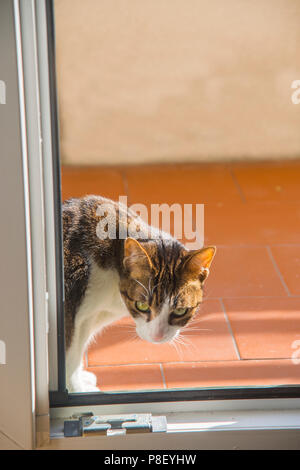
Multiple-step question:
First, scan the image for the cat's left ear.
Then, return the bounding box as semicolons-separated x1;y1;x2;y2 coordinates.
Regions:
181;246;216;282
123;237;153;277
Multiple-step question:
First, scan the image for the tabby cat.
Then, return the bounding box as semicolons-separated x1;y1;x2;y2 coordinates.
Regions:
63;195;216;392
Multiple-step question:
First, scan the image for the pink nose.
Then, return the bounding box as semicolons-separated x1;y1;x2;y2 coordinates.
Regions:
153;331;165;342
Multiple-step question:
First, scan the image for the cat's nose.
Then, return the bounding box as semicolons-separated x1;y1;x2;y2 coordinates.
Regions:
152;331;165;342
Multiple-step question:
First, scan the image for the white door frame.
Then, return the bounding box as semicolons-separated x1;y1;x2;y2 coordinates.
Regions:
2;0;300;450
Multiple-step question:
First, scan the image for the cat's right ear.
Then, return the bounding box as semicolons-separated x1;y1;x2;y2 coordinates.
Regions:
123;237;153;277
181;246;216;282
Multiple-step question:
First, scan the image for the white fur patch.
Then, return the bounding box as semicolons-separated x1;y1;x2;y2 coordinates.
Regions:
66;261;128;392
135;299;179;344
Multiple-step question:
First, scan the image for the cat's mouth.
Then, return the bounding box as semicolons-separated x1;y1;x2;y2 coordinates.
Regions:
136;326;179;344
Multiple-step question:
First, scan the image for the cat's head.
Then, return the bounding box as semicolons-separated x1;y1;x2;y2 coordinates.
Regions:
119;237;216;344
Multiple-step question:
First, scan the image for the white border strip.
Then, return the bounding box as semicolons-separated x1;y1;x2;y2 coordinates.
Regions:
13;0;36;424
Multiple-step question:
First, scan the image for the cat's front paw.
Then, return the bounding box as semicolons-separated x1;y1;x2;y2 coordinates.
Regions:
68;370;100;393
80;370;99;391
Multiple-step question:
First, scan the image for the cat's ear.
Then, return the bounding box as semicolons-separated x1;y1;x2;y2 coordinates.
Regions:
181;246;216;282
123;237;153;277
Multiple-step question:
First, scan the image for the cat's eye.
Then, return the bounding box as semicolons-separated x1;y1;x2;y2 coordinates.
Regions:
135;301;151;313
172;307;188;316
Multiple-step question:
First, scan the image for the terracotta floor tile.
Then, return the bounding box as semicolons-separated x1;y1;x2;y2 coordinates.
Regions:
270;245;300;296
125;163;243;205
63;162;300;388
205;246;287;298
223;297;300;359
204;202;300;246
231;161;300;203
61;164;300;246
86;364;164;391
87;299;238;366
163;359;300;388
124;200;300;248
61;165;126;202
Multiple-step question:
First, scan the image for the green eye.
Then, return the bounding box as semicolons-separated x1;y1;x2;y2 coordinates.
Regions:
135;301;150;313
173;307;188;316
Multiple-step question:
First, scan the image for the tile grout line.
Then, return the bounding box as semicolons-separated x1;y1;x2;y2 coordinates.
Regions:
229;167;247;204
86;357;294;369
218;298;242;361
159;363;167;389
266;245;291;296
88;361;241;369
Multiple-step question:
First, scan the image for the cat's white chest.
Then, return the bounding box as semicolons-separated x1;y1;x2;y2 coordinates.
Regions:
66;262;129;392
78;262;128;323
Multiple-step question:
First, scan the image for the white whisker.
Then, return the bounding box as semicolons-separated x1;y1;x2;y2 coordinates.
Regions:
178;333;198;354
170;337;183;360
133;278;150;297
150;280;162;295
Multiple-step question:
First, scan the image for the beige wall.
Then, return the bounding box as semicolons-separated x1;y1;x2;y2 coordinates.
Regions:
54;0;300;165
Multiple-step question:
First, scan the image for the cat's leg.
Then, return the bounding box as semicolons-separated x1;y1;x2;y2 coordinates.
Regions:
66;309;124;392
66;317;99;393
